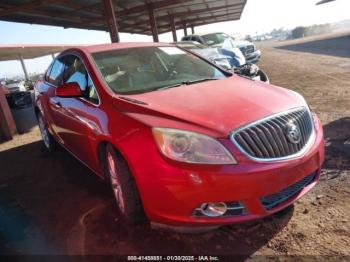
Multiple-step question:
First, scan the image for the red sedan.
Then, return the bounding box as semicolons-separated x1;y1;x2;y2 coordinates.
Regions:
34;43;324;228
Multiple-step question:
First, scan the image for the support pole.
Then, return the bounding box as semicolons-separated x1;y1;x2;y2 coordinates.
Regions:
183;22;188;36
191;26;195;34
19;55;29;81
147;4;159;42
170;14;177;42
103;0;120;43
0;87;17;141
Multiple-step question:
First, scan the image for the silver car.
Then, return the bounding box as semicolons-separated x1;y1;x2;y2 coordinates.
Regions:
182;32;261;64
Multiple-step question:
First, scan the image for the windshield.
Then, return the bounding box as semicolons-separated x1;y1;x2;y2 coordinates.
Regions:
92;46;225;95
202;33;230;46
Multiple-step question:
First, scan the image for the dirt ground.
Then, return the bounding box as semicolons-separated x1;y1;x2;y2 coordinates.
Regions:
0;40;349;260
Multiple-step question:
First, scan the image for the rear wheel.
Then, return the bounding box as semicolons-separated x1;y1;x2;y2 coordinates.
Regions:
38;113;56;152
105;144;146;224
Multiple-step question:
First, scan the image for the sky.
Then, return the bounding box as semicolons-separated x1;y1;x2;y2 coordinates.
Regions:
0;0;349;78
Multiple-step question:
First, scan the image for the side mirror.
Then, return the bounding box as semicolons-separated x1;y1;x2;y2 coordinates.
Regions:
55;82;82;98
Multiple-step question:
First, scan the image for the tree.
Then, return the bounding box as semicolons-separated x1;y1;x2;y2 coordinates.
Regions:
291;26;306;39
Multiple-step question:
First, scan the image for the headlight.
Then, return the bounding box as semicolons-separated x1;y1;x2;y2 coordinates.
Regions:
152;128;237;164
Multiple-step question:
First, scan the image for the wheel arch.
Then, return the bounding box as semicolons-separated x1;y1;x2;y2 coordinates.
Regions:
96;139;134;182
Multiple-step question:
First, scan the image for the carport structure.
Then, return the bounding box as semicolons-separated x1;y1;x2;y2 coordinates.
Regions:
0;45;74;141
0;44;74;80
0;0;247;43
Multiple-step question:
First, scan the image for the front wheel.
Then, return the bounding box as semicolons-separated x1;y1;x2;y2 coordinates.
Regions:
37;113;56;152
105;144;146;224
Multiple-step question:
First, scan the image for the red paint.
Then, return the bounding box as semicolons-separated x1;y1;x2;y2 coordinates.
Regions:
34;43;324;226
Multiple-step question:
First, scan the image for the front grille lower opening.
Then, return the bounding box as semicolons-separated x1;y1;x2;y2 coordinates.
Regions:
260;172;317;210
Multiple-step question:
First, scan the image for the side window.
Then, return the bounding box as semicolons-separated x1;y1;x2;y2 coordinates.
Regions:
62;55;99;105
198;37;205;45
87;75;99;104
47;58;64;86
62;55;88;91
45;62;53;82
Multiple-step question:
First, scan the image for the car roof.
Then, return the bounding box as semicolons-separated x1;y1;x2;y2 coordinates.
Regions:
176;41;198;45
183;32;226;38
79;42;173;54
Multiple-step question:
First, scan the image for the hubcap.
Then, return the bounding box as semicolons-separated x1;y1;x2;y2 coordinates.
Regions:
38;116;50;148
107;150;125;214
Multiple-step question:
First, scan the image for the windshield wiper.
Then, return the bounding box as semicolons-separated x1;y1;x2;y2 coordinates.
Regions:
157;83;184;91
181;78;219;85
157;78;219;91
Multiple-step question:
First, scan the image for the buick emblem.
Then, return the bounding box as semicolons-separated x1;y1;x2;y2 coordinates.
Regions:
285;122;301;144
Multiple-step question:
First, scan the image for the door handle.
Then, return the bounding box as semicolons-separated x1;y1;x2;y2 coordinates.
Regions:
52;100;62;108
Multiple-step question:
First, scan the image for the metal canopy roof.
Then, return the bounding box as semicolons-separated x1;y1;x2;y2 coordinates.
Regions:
0;44;75;61
0;0;247;35
316;0;336;5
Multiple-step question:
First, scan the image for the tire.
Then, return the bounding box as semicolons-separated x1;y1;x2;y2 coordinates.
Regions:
257;69;270;83
105;144;146;224
37;113;56;152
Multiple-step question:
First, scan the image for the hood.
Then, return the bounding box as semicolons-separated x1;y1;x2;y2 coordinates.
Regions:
192;48;232;69
218;47;246;67
120;76;307;137
193;48;223;59
195;47;246;67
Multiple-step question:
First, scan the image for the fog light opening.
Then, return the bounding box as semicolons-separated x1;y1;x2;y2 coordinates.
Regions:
200;202;227;217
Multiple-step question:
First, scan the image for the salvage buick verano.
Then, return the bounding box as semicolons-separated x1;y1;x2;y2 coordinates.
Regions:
34;43;324;227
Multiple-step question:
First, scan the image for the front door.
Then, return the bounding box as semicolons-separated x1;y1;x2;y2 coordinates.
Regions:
53;55;95;164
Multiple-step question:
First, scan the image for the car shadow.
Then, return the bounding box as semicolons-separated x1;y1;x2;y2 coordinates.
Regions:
276;34;350;58
323;117;350;170
0;140;293;258
71;202;294;258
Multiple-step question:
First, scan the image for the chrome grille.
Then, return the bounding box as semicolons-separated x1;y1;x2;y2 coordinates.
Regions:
260;171;317;210
240;45;255;55
231;107;314;160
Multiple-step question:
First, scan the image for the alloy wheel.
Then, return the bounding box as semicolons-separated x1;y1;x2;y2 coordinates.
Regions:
38;115;50;149
107;149;126;214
